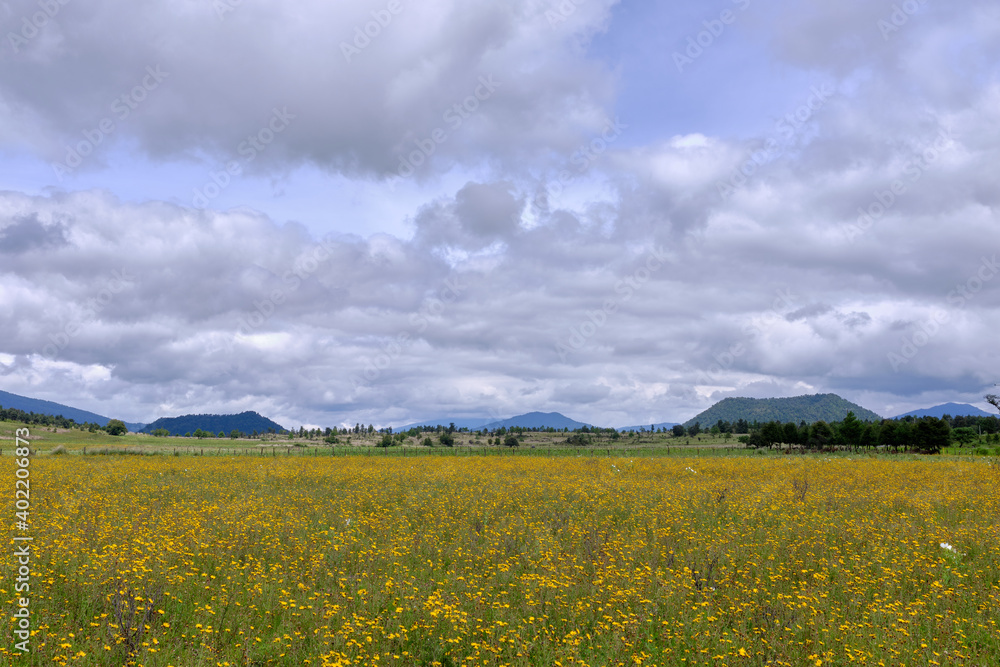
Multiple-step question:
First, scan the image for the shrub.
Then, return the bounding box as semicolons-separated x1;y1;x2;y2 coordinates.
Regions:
86;447;157;456
50;445;67;456
105;419;128;436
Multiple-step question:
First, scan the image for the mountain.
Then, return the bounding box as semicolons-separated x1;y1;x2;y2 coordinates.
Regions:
683;393;882;427
0;389;145;431
399;412;594;431
618;421;680;432
482;411;593;430
141;411;286;436
398;417;501;431
892;403;995;419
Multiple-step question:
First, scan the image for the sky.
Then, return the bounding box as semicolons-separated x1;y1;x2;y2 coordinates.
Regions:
1;0;999;430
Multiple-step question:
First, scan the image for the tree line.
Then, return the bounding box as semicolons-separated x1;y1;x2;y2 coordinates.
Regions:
733;412;1000;454
0;407;79;429
5;400;999;454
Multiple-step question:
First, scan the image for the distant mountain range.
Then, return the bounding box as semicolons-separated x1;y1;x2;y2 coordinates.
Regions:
399;417;502;431
401;411;593;431
618;422;680;432
892;403;995;419
0;389;286;435
0;389;146;432
683;394;882;427
15;388;992;440
141;412;286;436
483;411;592;430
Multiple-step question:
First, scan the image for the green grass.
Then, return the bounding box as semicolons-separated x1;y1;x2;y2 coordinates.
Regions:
1;420;984;465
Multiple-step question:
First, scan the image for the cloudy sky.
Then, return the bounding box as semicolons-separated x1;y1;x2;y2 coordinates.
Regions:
1;0;999;429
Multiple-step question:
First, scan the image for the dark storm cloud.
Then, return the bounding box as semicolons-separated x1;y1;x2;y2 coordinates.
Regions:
0;213;67;253
786;304;833;322
453;182;521;238
0;0;621;178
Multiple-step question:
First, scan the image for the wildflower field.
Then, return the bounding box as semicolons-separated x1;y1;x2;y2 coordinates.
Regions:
2;454;999;666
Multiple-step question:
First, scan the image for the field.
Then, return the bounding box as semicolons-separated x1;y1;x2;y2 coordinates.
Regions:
2;432;1000;666
0;422;735;454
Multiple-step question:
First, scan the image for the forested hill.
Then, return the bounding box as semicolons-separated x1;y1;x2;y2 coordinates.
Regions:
482;412;592;430
683;394;881;427
141;411;286;436
0;389;144;431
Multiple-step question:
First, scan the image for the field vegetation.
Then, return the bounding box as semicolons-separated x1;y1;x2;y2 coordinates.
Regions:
2;427;999;666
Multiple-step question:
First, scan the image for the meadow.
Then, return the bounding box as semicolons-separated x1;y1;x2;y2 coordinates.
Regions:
2;436;999;665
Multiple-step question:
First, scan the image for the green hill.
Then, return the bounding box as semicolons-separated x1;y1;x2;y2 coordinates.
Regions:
141;411;286;436
0;389;145;431
683;394;882;427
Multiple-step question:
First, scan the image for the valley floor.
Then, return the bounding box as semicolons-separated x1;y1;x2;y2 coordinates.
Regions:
1;435;998;665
